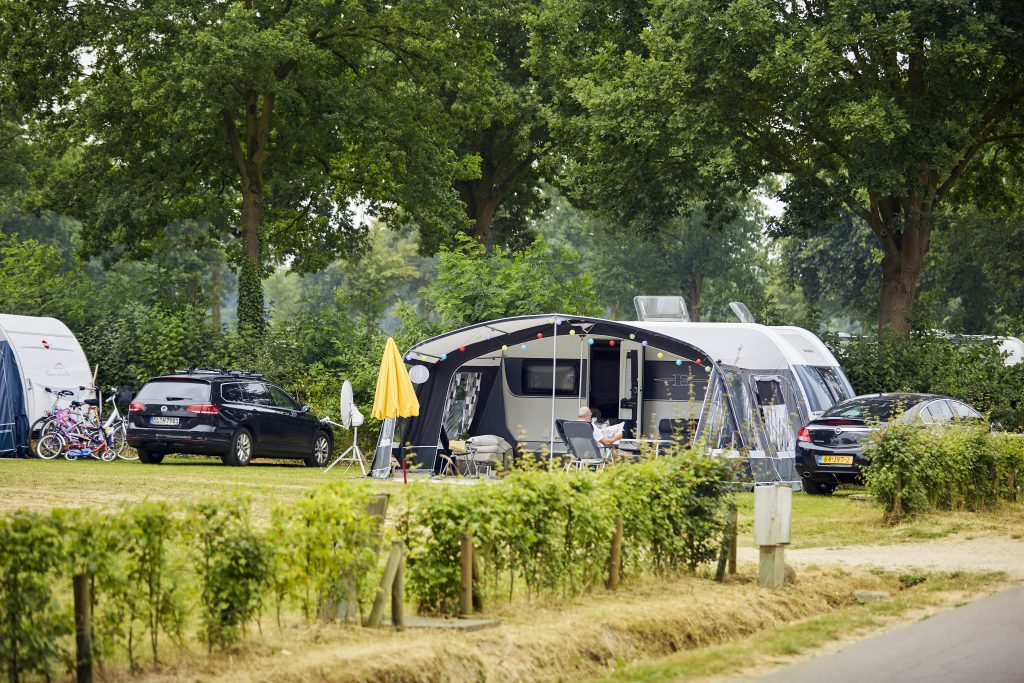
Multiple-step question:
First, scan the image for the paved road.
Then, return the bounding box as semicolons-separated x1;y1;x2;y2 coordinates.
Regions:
753;586;1024;683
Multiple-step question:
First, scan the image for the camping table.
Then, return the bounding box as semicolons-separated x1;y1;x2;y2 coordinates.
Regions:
617;439;674;458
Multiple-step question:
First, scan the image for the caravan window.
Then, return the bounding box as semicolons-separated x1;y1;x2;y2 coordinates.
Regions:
794;365;854;412
520;360;579;396
443;371;484;439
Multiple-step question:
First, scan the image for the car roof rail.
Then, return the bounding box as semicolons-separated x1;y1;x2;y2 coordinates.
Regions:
175;367;263;379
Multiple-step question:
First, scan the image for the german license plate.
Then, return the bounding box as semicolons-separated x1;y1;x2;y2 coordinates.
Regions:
818;454;853;465
151;416;179;426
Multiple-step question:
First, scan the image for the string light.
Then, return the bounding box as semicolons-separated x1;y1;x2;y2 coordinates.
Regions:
657;352;664;359
520;344;527;350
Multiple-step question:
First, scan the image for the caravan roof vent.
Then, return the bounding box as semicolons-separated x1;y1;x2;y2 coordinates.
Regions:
633;296;690;322
729;301;756;324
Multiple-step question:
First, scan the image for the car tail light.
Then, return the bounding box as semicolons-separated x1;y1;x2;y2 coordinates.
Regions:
186;404;219;414
129;402;145;412
797;426;811;443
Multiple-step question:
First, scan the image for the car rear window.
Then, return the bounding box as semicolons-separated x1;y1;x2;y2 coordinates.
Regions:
820;396;922;422
134;381;211;404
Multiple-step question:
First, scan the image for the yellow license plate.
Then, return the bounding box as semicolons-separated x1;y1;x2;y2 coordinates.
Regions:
818;455;853;465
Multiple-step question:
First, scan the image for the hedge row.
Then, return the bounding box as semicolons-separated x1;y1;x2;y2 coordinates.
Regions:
863;424;1024;521
0;484;378;682
400;455;735;614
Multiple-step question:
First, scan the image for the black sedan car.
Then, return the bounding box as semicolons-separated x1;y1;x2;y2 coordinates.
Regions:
795;393;984;495
127;369;332;467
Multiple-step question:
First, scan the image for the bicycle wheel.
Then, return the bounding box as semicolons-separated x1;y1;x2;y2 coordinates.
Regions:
29;417;55;454
36;432;66;460
111;420;135;460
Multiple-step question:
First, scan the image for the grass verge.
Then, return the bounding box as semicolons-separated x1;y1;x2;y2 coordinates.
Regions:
735;489;1024;548
586;570;1006;683
115;567;1007;683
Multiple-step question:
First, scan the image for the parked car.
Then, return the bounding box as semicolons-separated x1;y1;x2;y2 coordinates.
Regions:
126;369;332;467
795;393;984;495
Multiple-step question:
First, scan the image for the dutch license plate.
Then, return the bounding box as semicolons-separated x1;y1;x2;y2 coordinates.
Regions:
818;454;853;465
151;416;179;426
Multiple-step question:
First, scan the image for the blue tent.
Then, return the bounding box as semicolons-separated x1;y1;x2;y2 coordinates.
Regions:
0;340;28;457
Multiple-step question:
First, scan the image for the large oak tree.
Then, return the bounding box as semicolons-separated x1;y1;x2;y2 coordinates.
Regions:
44;0;481;332
534;0;1024;334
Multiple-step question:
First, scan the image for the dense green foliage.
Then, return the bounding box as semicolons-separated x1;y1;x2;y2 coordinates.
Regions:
827;332;1024;430
0;484;378;680
532;0;1024;333
863;424;1024;522
401;455;734;614
420;235;602;330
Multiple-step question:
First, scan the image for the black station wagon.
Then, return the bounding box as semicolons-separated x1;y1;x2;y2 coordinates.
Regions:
127;369;332;467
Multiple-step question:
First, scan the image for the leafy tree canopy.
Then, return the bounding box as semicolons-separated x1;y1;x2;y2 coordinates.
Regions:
533;0;1024;334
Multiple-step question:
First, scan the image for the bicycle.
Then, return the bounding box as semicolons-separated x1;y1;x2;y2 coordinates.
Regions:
36;407;118;461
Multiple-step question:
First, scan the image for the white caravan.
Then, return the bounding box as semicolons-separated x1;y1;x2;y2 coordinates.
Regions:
0;314;93;456
371;308;853;486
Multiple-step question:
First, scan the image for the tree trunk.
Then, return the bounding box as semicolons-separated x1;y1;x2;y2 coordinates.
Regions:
868;196;931;336
210;260;222;329
686;275;704;322
236;187;265;334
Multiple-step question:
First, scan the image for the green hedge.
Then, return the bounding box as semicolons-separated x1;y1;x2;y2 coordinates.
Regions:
827;332;1024;430
863;424;1024;522
400;455;734;615
0;484;378;680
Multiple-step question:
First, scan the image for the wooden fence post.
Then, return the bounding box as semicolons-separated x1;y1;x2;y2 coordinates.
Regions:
460;532;474;617
366;541;403;628
73;574;93;683
606;518;623;590
471;547;484;612
715;505;739;582
728;506;738;575
391;543;404;630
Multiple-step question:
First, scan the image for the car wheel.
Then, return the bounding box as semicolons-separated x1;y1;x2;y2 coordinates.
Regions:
137;448;165;465
305;431;331;468
225;428;253;467
802;477;835;495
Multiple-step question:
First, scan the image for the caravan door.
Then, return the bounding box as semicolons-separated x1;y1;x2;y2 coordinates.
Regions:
617;341;644;435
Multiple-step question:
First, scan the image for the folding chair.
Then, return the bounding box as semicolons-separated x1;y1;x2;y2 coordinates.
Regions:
557;420;608;472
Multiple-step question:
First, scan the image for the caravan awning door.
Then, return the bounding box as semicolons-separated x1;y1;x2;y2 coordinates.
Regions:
618;341;644;427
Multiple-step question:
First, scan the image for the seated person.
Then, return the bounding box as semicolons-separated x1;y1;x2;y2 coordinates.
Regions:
578;406;622;447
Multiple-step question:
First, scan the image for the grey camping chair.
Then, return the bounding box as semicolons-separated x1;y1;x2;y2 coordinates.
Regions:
557;420;607;472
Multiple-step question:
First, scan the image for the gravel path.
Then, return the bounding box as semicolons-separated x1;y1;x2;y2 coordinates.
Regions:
738;533;1024;579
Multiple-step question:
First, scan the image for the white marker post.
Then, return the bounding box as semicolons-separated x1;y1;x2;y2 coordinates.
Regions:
753;484;792;588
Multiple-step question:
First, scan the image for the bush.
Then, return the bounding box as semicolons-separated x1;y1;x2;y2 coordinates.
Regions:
863;424;1024;522
402;455;733;614
0;484;382;680
828;332;1024;430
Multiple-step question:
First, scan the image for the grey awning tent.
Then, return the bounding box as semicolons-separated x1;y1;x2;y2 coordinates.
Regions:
370;314;806;486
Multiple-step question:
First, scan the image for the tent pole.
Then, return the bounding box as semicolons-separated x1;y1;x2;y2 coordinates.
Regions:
549;318;557;467
578;332;585;410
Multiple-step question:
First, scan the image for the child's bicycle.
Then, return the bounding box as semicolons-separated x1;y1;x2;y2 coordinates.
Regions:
35;390;120;461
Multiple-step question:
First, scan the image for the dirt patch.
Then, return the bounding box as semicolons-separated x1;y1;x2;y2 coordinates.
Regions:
111;571;866;683
740;531;1024;579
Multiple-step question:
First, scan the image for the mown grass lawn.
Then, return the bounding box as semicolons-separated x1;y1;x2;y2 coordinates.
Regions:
735;488;1024;549
0;455;397;517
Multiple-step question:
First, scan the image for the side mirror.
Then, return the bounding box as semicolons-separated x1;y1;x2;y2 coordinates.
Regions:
301;405;311;414
990;420;1003;433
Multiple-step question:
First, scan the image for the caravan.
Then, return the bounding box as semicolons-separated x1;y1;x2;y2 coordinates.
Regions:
372;299;854;485
0;314;93;456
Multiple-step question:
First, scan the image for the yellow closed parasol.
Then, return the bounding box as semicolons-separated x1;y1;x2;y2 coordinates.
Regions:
371;337;420;420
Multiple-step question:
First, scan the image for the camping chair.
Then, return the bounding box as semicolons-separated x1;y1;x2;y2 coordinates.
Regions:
557;420;608;472
659;418;695;449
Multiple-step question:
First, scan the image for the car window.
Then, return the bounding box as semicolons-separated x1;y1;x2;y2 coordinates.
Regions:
220;382;246;403
135;381;211;404
821;396;918;422
244;382;273;406
267;384;300;410
920;400;954;424
949;400;982;421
